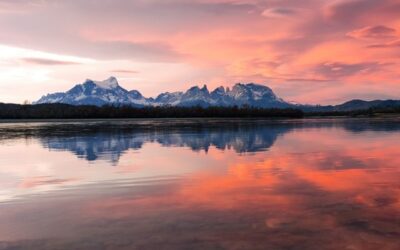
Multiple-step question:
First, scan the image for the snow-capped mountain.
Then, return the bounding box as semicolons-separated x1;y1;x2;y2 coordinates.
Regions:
35;77;151;107
35;77;291;108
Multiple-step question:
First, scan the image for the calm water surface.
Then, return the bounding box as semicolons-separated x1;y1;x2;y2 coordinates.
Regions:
0;118;399;249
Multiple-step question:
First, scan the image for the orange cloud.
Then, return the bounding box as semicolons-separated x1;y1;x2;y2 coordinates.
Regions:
0;0;400;104
347;25;397;39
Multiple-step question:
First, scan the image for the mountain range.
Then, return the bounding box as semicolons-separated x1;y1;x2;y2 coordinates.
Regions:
35;76;290;108
35;76;400;112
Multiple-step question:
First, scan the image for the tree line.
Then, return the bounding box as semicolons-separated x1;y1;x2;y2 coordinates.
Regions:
0;103;304;119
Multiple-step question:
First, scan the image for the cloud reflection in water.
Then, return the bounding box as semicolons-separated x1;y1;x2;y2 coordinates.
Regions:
0;119;399;249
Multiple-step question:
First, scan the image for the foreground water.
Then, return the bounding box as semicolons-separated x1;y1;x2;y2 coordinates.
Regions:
0;118;399;250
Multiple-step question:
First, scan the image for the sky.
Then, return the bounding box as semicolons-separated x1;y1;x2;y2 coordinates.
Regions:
0;0;399;104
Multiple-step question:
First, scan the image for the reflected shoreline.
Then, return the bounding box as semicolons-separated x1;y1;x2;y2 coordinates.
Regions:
1;117;400;163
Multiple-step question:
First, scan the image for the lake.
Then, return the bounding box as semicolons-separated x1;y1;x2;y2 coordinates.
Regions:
0;118;399;250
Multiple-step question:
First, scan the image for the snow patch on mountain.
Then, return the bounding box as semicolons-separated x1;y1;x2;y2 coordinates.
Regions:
92;76;119;90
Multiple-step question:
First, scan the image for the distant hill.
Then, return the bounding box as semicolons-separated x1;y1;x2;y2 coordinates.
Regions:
300;99;400;112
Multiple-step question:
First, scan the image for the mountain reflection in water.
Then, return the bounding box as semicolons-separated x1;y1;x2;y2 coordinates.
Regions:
40;124;291;163
0;118;399;250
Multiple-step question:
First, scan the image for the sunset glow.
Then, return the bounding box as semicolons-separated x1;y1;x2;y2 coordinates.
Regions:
0;0;399;104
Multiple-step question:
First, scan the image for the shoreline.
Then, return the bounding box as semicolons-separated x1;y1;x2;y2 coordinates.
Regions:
1;114;399;124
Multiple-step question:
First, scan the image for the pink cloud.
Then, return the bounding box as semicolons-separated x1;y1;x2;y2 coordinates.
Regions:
347;25;397;39
21;58;81;66
368;39;400;48
0;0;399;104
261;7;298;18
313;62;384;79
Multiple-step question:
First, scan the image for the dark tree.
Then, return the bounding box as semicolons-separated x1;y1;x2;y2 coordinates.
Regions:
0;103;304;119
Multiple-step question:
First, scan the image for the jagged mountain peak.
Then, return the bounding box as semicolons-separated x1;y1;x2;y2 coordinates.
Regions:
229;83;278;101
84;76;119;90
186;84;209;92
211;86;225;95
232;82;272;90
129;90;143;99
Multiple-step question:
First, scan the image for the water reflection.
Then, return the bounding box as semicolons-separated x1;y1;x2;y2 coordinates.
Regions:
0;119;399;249
40;125;292;163
8;118;400;164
